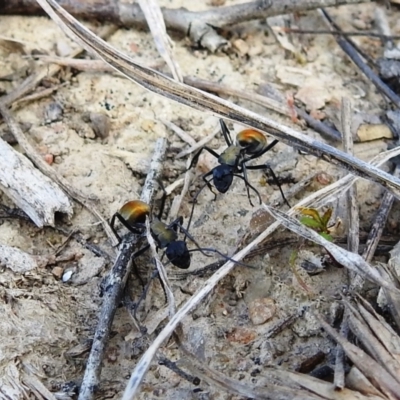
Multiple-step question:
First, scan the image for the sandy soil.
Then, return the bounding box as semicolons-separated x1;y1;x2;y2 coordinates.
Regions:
1;1;399;399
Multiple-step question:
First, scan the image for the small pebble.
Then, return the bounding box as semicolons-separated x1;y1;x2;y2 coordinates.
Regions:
89;112;110;139
62;269;74;283
43;154;54;165
248;297;276;325
44;102;63;124
233;39;250;56
52;266;64;279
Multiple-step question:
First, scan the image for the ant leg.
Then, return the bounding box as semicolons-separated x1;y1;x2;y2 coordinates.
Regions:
109;213;144;244
240;163;255;207
110;214;122;243
232;174;262;205
241;139;279;164
186;174;214;235
220;119;233;146
246;164;290;208
133;267;159;323
186;247;258;269
187;146;220;171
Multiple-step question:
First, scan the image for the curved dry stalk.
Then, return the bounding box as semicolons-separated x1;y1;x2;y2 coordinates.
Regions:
35;0;400;201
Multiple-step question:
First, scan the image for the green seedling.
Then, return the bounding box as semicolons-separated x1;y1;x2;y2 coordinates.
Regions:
298;207;333;242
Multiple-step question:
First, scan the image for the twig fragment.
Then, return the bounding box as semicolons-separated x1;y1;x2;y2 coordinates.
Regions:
9;0;372;51
0;103;117;245
0;137;72;227
320;9;400;109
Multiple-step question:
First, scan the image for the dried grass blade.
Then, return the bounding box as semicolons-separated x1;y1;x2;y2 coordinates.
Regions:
138;0;182;81
344;301;400;383
178;353;325;400
317;316;400;399
356;297;400;357
35;0;400;200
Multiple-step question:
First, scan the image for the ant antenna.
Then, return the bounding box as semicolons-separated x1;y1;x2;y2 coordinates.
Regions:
220;119;234;146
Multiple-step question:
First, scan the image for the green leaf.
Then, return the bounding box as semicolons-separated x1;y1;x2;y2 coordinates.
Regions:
320;232;333;242
300;216;322;229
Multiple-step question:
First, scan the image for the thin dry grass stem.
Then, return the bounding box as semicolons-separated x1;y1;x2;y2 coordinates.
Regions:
319;9;400;109
169;156;193;221
77;138;167;400
13;83;66;106
183;76;290;117
164;178;184;196
178;350;324;400
159;118;196;146
334;97;358;390
350;167;399;292
145;218;176;318
35;0;400;199
356;296;400;356
341;98;359;255
380;250;400;330
176;124;220;159
138;0;182;82
344;300;400;381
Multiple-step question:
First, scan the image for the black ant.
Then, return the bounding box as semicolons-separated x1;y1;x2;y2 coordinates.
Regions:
187;119;290;229
110;198;191;269
189;119;290;206
109;186;252;270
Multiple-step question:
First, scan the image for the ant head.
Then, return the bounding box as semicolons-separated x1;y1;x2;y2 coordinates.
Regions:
119;200;150;224
166;240;191;269
213;164;234;193
236;129;266;154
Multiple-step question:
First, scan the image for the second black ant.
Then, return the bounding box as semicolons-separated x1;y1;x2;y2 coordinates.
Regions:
187;119;290;229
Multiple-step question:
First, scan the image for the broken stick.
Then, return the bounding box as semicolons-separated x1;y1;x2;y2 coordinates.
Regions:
77;138;167;400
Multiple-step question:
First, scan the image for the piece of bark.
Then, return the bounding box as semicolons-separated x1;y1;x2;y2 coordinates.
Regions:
0;244;47;273
0;137;73;227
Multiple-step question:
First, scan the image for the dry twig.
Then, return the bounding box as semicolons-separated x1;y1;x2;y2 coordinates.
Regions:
5;0;372;51
77;138;167;400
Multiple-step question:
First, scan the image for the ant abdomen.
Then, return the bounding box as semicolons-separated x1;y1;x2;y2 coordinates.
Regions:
236;129;267;154
119;200;150;225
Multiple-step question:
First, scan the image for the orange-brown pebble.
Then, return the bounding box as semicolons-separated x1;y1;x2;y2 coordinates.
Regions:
119;200;150;224
248;297;276;325
227;327;256;344
43;154;54;165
